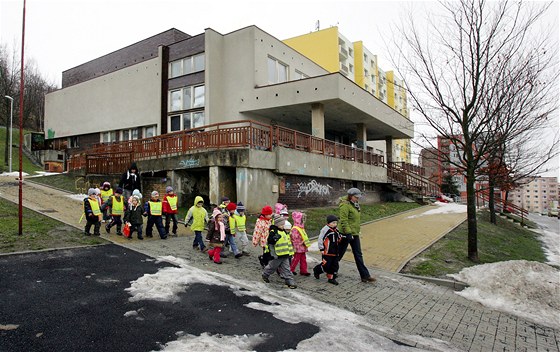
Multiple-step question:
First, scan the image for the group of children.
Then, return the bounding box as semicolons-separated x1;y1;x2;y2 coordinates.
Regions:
83;185;343;288
251;203;343;288
82;183;179;241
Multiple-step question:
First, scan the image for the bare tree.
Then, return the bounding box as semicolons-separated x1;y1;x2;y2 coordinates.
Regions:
0;43;20;167
394;0;559;261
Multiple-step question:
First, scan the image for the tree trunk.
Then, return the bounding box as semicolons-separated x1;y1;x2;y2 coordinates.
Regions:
489;176;497;224
466;167;479;262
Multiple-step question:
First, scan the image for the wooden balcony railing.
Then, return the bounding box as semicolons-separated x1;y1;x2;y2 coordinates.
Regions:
67;120;387;174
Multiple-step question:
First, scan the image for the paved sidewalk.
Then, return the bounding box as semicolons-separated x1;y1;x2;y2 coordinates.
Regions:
1;177;559;351
357;206;467;272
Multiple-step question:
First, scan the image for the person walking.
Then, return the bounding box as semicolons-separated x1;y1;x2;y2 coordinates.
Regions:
338;188;376;283
119;162;142;200
162;186;179;237
261;214;297;289
184;196;209;252
313;215;343;285
289;211;311;276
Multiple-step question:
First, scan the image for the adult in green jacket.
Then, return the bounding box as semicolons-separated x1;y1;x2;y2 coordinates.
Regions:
185;196;209;251
338;188;376;283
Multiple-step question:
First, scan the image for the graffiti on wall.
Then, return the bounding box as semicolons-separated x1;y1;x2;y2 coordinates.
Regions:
179;158;200;168
296;180;332;198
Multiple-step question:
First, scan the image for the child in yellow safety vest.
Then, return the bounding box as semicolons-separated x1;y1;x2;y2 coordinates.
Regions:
289;211;311;276
162;186;179;237
83;188;102;236
102;187;125;236
143;191;168;239
262;214;297;289
232;202;250;255
100;181;113;222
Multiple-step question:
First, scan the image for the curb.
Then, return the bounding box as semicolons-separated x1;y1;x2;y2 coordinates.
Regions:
399;273;469;291
0;243;109;257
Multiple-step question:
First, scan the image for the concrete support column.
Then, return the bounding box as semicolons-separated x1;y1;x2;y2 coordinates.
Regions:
385;137;393;164
209;166;221;206
311;103;325;139
236;167;279;213
356;123;367;149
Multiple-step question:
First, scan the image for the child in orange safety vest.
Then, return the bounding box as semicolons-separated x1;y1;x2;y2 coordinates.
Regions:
83;188;102;236
102;187;125;236
162;186;179;237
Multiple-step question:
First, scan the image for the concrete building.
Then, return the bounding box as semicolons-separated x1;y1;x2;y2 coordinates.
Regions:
509;176;559;214
283;26;411;163
44;26;414;212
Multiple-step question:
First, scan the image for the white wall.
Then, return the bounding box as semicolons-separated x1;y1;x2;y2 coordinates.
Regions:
45;57;162;139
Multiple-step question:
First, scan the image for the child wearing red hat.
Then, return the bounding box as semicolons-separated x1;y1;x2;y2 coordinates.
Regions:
162;186;179;237
224;202;243;259
252;205;273;267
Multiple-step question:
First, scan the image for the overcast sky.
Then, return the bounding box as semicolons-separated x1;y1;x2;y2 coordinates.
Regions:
1;0;558;175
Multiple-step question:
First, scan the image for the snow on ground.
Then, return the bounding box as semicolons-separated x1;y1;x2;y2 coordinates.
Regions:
126;256;458;352
0;171;29;177
66;194;88;202
406;202;467;219
448;260;560;330
536;227;560;267
27;171;62;177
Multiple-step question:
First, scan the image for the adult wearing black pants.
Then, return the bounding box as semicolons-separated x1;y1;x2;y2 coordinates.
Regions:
338;188;376;283
119;162;142;201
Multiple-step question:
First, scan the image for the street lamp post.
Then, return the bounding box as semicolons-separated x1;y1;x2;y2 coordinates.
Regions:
4;96;14;173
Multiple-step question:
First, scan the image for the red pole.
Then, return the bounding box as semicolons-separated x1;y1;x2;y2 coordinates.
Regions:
18;0;26;236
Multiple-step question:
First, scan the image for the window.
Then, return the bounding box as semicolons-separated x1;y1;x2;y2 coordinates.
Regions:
169;112;205;132
67;136;78;148
349;64;354;73
121;128;140;141
101;131;117;143
364;53;368;62
294;70;308;80
144;126;156;138
267;56;288;84
168;53;205;78
168;85;205;111
348;48;353;57
170;115;181;131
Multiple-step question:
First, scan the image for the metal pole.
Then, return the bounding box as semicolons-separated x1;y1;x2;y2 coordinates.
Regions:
18;0;26;236
4;96;13;173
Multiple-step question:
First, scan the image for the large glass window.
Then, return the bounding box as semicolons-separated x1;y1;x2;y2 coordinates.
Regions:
193;86;205;108
267;56;288;84
169;85;205;111
170;90;182;111
169;53;205;78
170;115;181;131
144;126;156;138
101;131;117;143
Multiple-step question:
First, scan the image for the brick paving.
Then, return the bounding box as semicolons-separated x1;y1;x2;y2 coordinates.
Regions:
1;176;558;351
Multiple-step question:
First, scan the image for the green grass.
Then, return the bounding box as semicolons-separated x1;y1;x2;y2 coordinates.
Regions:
27;173;80;193
0;126;43;174
0;197;106;253
400;210;547;278
292;202;421;236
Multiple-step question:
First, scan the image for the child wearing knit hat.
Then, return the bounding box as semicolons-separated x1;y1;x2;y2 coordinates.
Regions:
290;212;311;276
162;186;179;237
143;190;167;239
206;208;226;264
262;213;297;289
224;202;243;259
313;215;343;285
232;202;250;255
83;188;102;236
252;205;274;267
102;187;125;236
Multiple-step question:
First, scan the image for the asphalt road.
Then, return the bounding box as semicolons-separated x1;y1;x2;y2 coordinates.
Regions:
0;244;319;352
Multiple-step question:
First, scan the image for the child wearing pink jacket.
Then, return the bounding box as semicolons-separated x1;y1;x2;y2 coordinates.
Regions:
289;211;311;276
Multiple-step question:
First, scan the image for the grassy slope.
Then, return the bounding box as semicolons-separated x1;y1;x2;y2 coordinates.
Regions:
0;126;42;174
0;197;106;253
400;210;547;278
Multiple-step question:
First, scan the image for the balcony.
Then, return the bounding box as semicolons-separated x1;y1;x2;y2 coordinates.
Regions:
339;45;348;59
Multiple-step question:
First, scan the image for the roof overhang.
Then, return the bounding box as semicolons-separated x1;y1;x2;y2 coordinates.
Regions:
240;73;413;140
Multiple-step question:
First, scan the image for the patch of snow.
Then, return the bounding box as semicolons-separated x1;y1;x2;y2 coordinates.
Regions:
0;171;29;177
27;171;61;177
448;260;560;330
535;228;560;267
155;332;270;352
128;256;457;352
66;194;88;202
407;202;467;219
124;310;138;317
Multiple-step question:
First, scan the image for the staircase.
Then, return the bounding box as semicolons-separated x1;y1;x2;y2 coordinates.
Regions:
386;162;440;204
